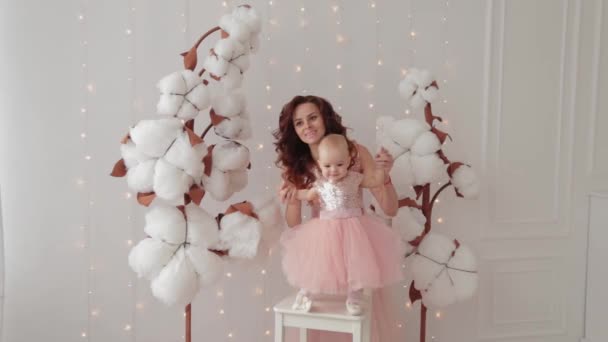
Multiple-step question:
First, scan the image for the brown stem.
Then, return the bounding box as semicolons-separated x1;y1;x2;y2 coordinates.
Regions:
420;304;427;342
185;304;191;342
421;184;431;235
192;26;221;50
429;181;452;218
198;68;206;77
200;123;213;140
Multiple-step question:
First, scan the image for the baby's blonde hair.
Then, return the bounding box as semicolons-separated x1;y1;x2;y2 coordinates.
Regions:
318;134;358;168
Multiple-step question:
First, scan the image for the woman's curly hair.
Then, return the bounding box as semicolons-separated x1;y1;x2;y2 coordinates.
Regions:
273;95;356;188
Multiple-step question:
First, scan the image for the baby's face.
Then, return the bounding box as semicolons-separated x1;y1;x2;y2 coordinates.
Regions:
318;146;350;183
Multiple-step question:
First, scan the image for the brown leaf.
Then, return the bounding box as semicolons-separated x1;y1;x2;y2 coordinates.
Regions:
408;280;422;303
137;192;156;207
209;109;226;126
446;162;464;178
203;145;215;177
398;197;421;209
225;201;259;219
110;159;127;177
184;126;204;146
181;47;198;71
189;184;205;205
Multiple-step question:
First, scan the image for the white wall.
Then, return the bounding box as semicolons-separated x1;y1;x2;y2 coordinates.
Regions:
0;0;606;342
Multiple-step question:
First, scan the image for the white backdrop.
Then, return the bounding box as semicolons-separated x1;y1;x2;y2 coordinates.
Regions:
1;1;606;342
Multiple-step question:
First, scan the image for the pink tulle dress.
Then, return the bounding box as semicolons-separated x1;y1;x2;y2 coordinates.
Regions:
280;170;404;295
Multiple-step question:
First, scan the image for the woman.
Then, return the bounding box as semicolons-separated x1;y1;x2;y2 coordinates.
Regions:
273;95;404;342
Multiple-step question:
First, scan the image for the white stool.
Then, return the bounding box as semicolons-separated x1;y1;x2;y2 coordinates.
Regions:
273;293;372;342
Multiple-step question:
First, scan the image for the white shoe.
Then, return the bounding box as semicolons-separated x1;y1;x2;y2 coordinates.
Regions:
345;298;363;315
292;291;312;312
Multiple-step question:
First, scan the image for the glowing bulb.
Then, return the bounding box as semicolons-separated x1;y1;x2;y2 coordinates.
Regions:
255;287;263;295
125;192;132;199
410;31;417;37
216;290;224;297
266;104;272;110
265;330;271;335
228;332;233;338
78;14;84;21
336;34;345;43
300;7;305;12
269;0;273;5
377;59;383;66
222;1;227;7
405;109;410;114
124;324;132;331
91;310;99;316
265;307;271;312
397;323;403;328
257;144;264;150
136;303;144;310
86;84;94;92
126;240;133;246
125;29;132;35
76;178;85;186
371;2;376;8
369;103;374;109
406;302;412;308
445;40;449;45
336;64;342;70
261;269;267;275
225;272;232;278
435;311;442;318
337;84;342;89
84;155;92;161
332;5;339;12
437;217;443;223
266;85;271;91
219;309;225;315
295;65;302;72
81;332;87;337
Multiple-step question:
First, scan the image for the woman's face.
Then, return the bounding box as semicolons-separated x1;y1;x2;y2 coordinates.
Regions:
292;102;326;145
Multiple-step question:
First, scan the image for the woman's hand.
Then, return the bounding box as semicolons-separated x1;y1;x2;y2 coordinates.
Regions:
278;180;300;204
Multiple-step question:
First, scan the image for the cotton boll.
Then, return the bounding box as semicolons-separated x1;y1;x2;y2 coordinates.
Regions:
158;71;187;94
157;93;185;117
233;6;262;34
211;89;246;117
218;64;244;91
249;34;260;53
448;244;478;300
393;207;425;242
411;131;441;156
411;234;454;292
422;273;457;308
389;118;430;150
213;141;250;171
128;238;176;280
183;82;210;114
129;118;183;158
399;80;417;100
218;211;262;258
214;115;251;141
231;52;250;72
219;14;252;43
413;69;434;88
127;159;156;193
213;38;244;61
186;246;224;287
120;140;153;168
230;169;248;193
390;152;415;196
451;165;476;188
151;247;199;306
144;205;186;244
459;182;480;199
420;86;439;103
202;168;232;201
411;154;444;185
153;159;192;203
203;54;230;77
163;131;206;179
251;196;282;229
185;204;219;248
409;92;426;109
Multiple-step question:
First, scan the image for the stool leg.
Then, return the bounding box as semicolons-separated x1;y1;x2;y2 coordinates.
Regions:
274;313;284;342
362;313;371;342
352;323;362;342
299;328;307;342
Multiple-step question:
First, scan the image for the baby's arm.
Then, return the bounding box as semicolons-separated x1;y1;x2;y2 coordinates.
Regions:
296;188;319;202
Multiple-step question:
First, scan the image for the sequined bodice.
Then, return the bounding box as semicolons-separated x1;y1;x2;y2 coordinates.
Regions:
315;171;364;211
